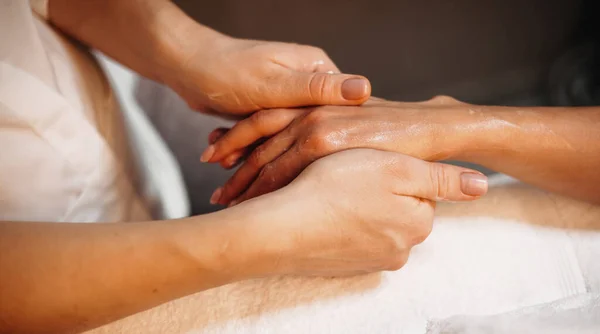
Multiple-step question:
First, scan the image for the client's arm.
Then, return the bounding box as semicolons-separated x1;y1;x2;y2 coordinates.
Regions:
0;149;486;333
441;104;600;204
46;0;370;116
203;97;600;205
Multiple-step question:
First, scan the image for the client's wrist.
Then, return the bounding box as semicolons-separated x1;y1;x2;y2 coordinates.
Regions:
413;104;485;162
435;104;511;164
396;106;472;162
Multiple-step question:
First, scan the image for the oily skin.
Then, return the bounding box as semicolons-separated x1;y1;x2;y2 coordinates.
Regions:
1;1;488;333
0;150;487;333
47;0;371;117
205;96;600;205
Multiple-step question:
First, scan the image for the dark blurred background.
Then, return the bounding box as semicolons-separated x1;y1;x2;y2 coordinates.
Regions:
174;0;600;107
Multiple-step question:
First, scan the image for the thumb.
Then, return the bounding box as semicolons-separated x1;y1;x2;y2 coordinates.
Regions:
270;72;371;107
398;160;489;202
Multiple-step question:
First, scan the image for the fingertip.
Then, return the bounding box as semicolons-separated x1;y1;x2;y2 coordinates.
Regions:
216;183;233;205
341;77;371;102
210;187;223;205
460;172;488;197
200;145;215;163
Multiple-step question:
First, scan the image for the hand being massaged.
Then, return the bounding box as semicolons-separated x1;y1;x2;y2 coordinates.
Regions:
203;96;470;206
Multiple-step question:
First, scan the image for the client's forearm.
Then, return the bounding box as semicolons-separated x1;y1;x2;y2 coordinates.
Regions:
47;0;222;84
440;105;600;203
0;212;262;333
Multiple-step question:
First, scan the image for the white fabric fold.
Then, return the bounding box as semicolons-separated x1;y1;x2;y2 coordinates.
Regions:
426;293;600;334
184;217;587;334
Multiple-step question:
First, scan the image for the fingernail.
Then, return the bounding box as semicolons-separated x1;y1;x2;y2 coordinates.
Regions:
460;173;488;197
228;199;238;207
341;78;369;100
210;187;223;204
200;145;215;163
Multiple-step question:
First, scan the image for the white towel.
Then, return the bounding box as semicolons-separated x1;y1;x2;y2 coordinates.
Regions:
188;217;587;334
426;293;600;334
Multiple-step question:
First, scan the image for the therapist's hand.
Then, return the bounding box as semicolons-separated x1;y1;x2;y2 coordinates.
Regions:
240;149;487;277
206;96;467;205
164;35;371;117
48;0;369;118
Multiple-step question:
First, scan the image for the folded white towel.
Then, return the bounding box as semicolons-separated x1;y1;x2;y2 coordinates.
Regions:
427;293;600;334
187;216;586;334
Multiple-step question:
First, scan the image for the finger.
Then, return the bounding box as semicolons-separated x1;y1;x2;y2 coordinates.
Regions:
265;71;371;109
215;133;296;205
205;127;247;167
390;157;488;202
208;127;229;144
230;150;311;206
219;149;246;169
221;135;271;169
201;108;304;163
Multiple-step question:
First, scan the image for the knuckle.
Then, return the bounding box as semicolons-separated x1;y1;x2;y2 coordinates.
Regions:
257;163;277;186
428;163;451;200
247;147;266;169
303;108;329;125
303;45;327;58
428;95;461;105
386;251;410;271
308;73;332;103
304;127;336;153
249;110;276;133
378;234;409;271
412;218;434;245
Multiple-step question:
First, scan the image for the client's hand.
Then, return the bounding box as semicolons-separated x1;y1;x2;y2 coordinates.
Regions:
165;35;371;117
237;149;487;277
205;96;466;205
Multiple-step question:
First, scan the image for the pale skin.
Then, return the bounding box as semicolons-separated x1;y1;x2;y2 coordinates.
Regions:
1;1;488;333
205;97;600;206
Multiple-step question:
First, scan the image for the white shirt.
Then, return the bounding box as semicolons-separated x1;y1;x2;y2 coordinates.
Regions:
0;0;153;222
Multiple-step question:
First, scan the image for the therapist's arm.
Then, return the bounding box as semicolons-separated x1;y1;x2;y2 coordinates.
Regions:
0;149;486;333
0;213;262;334
46;0;370;116
47;0;209;86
